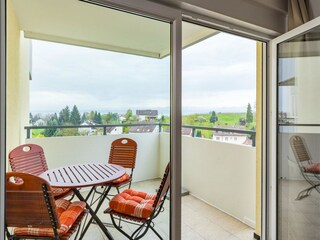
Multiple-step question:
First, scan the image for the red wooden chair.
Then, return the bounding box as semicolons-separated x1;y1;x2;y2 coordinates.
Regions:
290;135;320;200
8;144;73;199
104;163;170;240
94;138;137;198
107;138;137;191
5;172;87;240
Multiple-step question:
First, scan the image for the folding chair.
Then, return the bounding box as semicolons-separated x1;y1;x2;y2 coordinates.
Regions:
104;163;170;240
94;138;137;198
9;144;73;199
5;172;87;240
107;138;137;191
290;135;320;200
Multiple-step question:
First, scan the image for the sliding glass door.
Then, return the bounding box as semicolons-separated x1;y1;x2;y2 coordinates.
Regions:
271;16;320;240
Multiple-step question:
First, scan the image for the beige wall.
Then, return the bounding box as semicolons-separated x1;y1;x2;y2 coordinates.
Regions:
26;134;161;182
6;0;30;164
160;133;256;227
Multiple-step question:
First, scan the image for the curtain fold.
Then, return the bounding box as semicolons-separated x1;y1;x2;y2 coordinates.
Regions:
288;0;310;30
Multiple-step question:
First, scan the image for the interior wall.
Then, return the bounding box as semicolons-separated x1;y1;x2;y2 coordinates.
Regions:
150;0;287;35
6;0;30;167
309;0;320;19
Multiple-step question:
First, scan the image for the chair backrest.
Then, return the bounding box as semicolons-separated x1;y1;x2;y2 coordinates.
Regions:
290;135;311;163
153;163;170;209
6;172;60;229
108;138;137;169
9;144;49;176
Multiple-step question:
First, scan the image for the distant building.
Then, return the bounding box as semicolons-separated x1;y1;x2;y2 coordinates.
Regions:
212;126;249;145
136;110;158;121
79;121;123;135
128;122;159;133
34;119;46;126
105;126;123;134
164;127;193;136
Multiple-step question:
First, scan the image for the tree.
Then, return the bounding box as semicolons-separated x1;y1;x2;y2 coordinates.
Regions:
81;113;87;123
29;112;33;124
125;109;133;121
59;106;70;125
93;111;102;124
70;105;81;125
197;116;206;124
210;111;218;123
44;118;58;137
196;130;202;138
246;103;253;123
239;118;246;126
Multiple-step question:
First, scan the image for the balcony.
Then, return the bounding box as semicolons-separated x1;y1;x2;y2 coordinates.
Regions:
24;125;256;240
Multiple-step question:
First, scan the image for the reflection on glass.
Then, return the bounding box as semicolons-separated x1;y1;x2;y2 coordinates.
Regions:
278;26;320;240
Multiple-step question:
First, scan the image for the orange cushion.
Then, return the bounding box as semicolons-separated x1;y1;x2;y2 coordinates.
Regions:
55;198;71;217
304;163;320;173
14;201;86;237
52;187;72;198
109;189;156;219
112;173;130;184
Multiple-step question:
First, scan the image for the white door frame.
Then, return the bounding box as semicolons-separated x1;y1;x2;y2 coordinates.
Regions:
268;15;320;240
0;0;182;239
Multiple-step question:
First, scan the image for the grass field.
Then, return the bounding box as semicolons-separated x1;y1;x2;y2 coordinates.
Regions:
181;112;256;139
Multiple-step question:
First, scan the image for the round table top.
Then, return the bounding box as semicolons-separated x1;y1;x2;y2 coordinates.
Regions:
39;163;126;188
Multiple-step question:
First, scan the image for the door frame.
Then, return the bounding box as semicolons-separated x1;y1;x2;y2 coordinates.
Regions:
268;15;320;240
0;0;182;239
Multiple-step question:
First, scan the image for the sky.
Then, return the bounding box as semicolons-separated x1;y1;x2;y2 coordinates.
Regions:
30;31;256;116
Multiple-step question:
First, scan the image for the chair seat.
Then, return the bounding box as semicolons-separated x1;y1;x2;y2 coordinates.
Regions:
304;163;320;174
109;189;156;219
112;173;130;184
52;187;72;198
14;199;86;237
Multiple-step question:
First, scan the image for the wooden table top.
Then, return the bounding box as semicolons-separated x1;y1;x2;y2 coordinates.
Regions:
39;163;126;188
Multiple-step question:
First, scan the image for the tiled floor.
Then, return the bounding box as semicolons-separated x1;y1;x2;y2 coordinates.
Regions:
278;180;320;240
78;179;254;240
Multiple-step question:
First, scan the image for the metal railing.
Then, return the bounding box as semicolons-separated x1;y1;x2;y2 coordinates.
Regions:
25;123;256;146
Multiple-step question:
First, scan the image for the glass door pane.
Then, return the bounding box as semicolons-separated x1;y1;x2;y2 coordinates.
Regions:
7;1;171;239
277;26;320;240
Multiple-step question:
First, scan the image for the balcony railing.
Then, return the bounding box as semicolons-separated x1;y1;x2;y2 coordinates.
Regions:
25;123;256;146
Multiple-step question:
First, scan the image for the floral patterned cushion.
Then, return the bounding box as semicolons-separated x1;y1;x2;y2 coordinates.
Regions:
109;189;156;219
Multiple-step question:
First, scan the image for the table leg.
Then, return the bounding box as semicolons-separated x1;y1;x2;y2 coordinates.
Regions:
73;187;114;240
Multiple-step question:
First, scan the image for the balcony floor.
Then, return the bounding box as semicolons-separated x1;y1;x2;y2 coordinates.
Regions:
82;179;254;240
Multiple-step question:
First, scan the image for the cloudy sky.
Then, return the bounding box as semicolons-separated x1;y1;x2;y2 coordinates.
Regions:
30;32;256;116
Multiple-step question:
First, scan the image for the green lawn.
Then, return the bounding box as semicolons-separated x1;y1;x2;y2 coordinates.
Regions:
181;112;256;139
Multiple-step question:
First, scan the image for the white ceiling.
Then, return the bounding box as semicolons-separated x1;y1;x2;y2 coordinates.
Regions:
12;0;218;58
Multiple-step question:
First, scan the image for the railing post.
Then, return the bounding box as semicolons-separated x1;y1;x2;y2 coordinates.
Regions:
159;123;162;133
192;127;196;137
26;129;30;139
252;133;256;147
103;126;106;135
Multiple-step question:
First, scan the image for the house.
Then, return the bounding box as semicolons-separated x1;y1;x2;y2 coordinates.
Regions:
136;110;158;121
128;122;159;133
105;126;123;134
34;119;46;126
3;0;320;240
164;126;193;136
212;126;249;145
